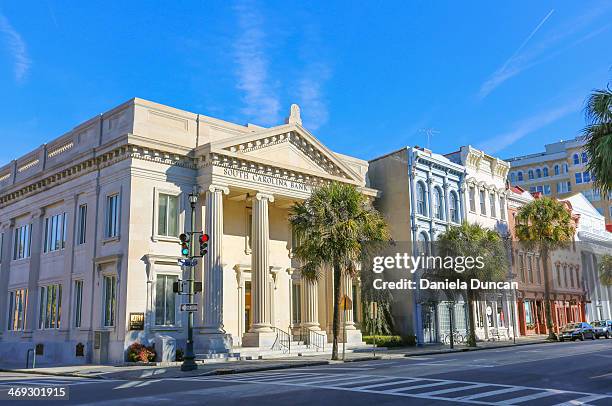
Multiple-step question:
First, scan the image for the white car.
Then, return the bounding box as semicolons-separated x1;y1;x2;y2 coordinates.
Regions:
591;320;611;339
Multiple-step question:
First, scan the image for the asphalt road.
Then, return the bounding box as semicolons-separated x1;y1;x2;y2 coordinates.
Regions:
1;340;610;405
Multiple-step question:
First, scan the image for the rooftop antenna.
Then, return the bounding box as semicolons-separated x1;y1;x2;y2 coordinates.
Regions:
419;128;439;150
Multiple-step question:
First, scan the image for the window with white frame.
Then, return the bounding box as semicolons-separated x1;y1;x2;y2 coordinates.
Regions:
44;212;67;253
105;194;120;238
449;192;459;223
8;289;27;331
575;173;583;184
13;224;31;260
581;152;588;164
554;165;559;175
469;186;476;212
528;170;534;180
479;190;486;215
157;193;180;237
499;197;506;221
583;171;591;183
74;280;83;328
292;283;301;325
544;184;551;195
103;275;116;327
543;167;549;177
38;284;62;329
433;187;443;220
489;193;496;218
155;274;178;326
77;204;87;245
416;182;427;215
573;154;579;165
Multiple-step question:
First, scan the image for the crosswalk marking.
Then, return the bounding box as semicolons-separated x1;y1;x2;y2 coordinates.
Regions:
191;371;612;405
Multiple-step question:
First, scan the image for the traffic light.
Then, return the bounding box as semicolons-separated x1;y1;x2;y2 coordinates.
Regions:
179;233;190;257
199;233;209;256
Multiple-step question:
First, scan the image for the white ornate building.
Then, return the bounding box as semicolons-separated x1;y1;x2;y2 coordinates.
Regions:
0;98;372;365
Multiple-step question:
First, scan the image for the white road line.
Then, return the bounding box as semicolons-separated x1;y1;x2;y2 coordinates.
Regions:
298;375;367;385
114;380;142;390
504;390;564;404
421;383;487;396
354;379;417;390
385;380;452;393
329;376;399;387
459;386;524;400
554;394;610;405
300;367;374;371
590;371;612;379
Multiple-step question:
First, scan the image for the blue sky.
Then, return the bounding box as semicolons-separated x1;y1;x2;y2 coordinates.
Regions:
0;1;611;167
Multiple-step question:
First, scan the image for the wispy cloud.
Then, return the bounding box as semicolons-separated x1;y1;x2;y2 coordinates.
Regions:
478;99;582;154
232;1;280;125
479;9;554;99
297;58;332;130
0;13;31;83
478;7;611;99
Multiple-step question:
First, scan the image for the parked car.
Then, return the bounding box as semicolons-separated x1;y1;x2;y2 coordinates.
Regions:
558;322;596;342
591;320;611;339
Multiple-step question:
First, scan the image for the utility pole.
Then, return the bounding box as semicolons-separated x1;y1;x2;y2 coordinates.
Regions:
181;188;199;372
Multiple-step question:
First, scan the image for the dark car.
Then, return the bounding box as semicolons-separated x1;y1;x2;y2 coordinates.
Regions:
591;320;611;339
559;322;596;342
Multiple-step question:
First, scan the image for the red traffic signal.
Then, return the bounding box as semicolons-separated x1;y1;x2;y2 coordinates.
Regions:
199;234;209;243
199;233;209;256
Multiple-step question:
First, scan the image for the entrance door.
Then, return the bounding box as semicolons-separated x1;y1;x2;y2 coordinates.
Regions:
245;281;252;331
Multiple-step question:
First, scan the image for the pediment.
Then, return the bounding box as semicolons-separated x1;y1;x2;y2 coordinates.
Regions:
210;124;361;182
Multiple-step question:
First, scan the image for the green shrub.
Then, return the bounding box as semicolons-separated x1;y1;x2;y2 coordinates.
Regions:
363;335;416;347
127;342;156;362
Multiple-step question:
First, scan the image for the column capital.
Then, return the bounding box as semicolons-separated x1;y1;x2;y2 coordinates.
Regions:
30;208;45;220
207;184;229;195
255;192;274;203
1;219;15;231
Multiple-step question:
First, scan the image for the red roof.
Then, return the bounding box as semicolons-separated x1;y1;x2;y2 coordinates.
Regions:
607;224;612;233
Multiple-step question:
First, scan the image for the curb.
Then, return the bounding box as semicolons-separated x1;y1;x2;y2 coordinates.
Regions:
0;369;105;380
401;339;553;357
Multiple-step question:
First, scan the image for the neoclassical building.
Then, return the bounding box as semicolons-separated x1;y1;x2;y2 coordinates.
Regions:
0;98;372;365
369;146;466;344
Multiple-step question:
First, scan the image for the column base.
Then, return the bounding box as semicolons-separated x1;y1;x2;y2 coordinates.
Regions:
241;331;277;348
342;329;363;345
195;332;233;354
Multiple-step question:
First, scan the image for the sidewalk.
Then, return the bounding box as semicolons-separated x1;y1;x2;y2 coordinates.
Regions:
0;335;551;381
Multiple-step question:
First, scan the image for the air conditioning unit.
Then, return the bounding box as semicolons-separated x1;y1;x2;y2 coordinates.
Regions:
93;330;110;364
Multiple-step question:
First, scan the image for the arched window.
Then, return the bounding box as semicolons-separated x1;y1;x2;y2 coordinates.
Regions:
417;231;429;255
581;152;588;164
528;170;534;180
573;154;579;165
510;173;516;183
416;182;427;216
449;191;459;223
517;172;524;182
536;169;541;178
433;187;444;220
564;164;569;173
554;165;559;176
543;167;549;177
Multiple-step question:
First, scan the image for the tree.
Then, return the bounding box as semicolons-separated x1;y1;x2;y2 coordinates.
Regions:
583;85;612;195
289;182;390;360
515;197;575;340
433;222;509;347
600;254;612;286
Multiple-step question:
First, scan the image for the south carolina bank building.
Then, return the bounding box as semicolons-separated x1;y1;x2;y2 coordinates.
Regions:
0;98;373;365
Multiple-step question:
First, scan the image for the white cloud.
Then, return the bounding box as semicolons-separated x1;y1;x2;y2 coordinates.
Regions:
0;13;31;83
478;99;582;154
232;1;280;125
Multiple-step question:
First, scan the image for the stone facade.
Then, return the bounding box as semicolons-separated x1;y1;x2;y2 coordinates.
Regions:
0;98;371;365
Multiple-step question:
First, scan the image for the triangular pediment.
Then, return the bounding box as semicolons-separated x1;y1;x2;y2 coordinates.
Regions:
210;124;362;182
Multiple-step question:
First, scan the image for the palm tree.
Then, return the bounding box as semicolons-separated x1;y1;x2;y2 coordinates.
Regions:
599;254;612;286
289;182;390;360
583;85;612;195
515;197;575;340
433;222;509;347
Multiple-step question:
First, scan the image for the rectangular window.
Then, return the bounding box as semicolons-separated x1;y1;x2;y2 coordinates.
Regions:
524;300;533;324
157;194;179;237
499;197;506;221
106;194;120;238
519;254;525;282
469;187;476;212
535;257;541;284
8;289;27;331
527;256;533;283
292;283;301;325
103;275;116;327
38;284;62;329
479;190;486;215
44;213;67;253
77;204;87;245
489;194;496;218
74;280;83;328
13;224;32;260
544;185;551;195
155;274;177;326
575;173;582;184
583;171;591;183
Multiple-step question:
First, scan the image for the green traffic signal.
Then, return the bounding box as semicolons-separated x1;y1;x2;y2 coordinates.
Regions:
179;233;190;257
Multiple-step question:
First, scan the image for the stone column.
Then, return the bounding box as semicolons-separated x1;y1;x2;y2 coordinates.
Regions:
198;184;232;353
341;273;363;344
301;278;321;331
0;220;15;338
242;193;277;347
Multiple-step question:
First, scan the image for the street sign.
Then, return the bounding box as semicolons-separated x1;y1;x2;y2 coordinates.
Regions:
178;259;198;267
180;303;198;312
341;295;353;311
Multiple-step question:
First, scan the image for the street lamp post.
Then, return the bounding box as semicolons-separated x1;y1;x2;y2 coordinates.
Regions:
181;188;198;371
